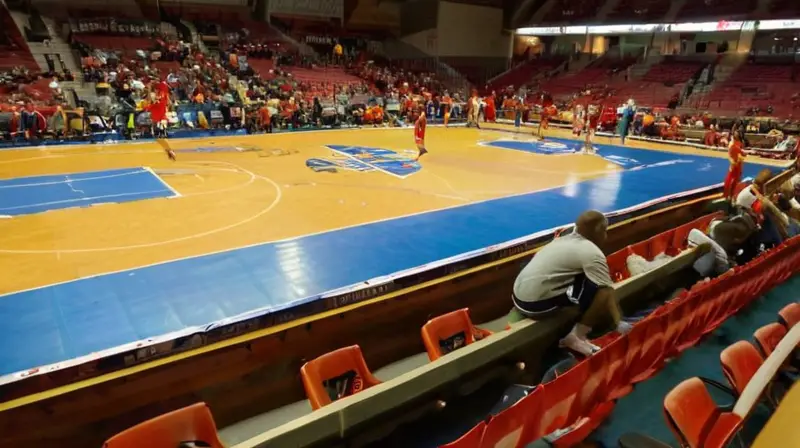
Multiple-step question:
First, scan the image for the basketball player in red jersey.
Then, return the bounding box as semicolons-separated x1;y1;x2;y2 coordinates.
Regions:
149;80;176;161
414;111;428;161
724;133;746;204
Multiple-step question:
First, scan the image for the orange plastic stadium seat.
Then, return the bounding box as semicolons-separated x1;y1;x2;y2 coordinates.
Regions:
548;349;616;447
753;322;788;357
103;402;224;448
441;420;487;448
779;302;800;329
421;308;492;361
300;345;382;410
480;385;544;448
720;341;764;397
600;334;634;401
628;313;667;383
648;229;677;257
539;360;589;436
606;247;632;282
663;378;743;448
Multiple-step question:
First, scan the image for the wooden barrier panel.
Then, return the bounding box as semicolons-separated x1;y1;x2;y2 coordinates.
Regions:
232;249;703;448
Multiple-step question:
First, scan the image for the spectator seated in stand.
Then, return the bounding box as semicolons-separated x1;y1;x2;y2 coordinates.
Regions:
511;210;635;356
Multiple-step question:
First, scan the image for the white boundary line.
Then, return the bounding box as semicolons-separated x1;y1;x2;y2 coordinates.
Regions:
0;161;281;254
144;166;182;198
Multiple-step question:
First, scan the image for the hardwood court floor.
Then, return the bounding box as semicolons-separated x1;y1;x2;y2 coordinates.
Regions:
0;126;619;294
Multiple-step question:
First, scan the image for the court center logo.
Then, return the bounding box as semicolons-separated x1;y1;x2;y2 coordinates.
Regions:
306;145;421;178
482;138;582;155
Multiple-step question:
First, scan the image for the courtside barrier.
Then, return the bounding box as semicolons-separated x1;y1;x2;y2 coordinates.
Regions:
444;234;800;447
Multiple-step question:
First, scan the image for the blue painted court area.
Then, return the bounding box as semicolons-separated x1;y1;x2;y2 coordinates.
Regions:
0;167;177;217
483;138;581;155
327;145;421;177
0;142;773;377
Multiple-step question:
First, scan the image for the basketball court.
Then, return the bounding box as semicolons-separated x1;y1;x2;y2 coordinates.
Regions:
0;125;778;379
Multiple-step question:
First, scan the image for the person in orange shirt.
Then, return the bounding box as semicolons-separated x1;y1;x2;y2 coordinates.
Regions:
414;111;428;161
724;133;746;204
484;92;496;122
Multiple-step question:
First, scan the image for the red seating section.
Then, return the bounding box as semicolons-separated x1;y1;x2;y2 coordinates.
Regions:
663;377;743;448
488;58;564;93
441;420;488;448
443;231;800;447
701;61;800;119
753;322;788;357
74;35;155;58
300;345;383;410
779;302;800;329
606;211;723;282
102;402;224;448
421;308;492;361
478;385;544;448
720;341;764;397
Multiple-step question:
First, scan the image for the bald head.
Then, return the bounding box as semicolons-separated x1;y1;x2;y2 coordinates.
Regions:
575;210;608;246
754;168;773;191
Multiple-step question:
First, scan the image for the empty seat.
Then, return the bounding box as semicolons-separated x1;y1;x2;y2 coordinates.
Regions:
421;308;492;361
300;345;382;410
539;360;589;436
663;377;743;448
720;341;764;397
103;402;224;448
779;303;800;329
548;348;617;447
627;313;668;383
599;334;634;401
754;322;788;357
441;420;487;448
480;385;544;448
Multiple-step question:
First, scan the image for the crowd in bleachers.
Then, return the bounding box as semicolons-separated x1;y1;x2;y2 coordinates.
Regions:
0;20;475;143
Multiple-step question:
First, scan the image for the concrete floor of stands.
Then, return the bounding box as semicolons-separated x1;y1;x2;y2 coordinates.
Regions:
591;275;800;447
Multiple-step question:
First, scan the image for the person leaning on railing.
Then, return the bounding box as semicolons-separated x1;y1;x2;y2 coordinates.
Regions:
511;210;634;356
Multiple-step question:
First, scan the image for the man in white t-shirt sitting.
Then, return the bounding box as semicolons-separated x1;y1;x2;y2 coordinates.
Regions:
512;210;631;356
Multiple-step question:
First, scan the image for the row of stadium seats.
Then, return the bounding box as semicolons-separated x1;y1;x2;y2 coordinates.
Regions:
94;222;800;447
97;300;798;447
653;303;798;448
487;57;564;93
441;236;800;447
694;61;800;118
606;211;723;282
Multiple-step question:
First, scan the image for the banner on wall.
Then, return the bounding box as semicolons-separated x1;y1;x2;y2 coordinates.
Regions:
70;18;162;35
268;0;344;20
